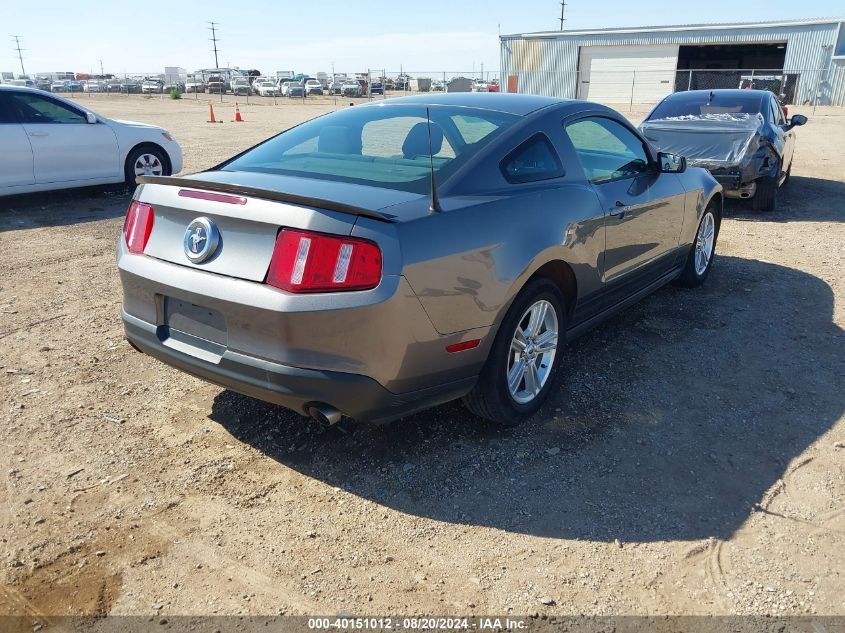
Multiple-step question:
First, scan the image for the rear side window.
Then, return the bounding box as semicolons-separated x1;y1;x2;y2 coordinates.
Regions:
500;133;564;184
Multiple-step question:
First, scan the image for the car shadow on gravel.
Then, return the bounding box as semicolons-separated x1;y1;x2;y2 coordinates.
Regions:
0;186;132;231
725;176;845;223
210;255;844;543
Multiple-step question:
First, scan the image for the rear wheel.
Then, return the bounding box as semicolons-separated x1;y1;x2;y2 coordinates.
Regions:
463;278;565;426
752;175;778;212
124;146;169;184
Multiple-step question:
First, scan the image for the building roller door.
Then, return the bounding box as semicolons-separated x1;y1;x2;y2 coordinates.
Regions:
578;44;679;104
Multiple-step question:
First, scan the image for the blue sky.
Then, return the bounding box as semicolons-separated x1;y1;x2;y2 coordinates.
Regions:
3;0;843;76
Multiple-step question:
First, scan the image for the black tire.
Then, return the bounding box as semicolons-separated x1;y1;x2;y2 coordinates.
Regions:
676;203;720;288
124;145;170;184
752;162;780;212
463;278;565;426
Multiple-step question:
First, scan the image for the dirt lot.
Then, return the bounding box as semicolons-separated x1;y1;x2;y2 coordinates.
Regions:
1;95;843;619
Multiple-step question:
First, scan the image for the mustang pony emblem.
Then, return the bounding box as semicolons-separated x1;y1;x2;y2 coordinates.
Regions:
183;217;219;263
189;227;207;253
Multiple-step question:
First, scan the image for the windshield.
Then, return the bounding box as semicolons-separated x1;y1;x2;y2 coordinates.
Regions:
221;104;517;193
649;92;765;120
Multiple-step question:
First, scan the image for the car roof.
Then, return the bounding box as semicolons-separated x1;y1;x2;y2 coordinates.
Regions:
367;92;574;116
0;84;39;92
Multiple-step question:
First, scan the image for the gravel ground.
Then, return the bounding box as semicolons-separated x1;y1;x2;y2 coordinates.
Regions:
0;96;843;618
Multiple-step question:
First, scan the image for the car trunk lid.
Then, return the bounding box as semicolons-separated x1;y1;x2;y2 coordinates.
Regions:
135;174;404;283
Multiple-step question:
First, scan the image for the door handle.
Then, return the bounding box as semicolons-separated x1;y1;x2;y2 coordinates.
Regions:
29;131;49;137
609;200;628;217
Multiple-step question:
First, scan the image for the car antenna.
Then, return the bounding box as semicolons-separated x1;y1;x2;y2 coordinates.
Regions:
426;107;442;213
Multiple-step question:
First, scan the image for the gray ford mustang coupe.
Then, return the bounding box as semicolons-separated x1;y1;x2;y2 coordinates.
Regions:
118;93;722;426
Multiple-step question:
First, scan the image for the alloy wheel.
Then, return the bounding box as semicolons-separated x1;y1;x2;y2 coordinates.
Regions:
506;299;559;404
694;211;716;276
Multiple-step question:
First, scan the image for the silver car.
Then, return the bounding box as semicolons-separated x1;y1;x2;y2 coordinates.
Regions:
118;94;721;426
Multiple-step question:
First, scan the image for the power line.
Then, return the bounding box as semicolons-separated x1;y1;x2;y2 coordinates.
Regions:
558;1;567;31
208;21;221;69
11;35;26;76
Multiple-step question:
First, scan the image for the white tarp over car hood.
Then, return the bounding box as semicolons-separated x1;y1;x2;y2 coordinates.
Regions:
640;113;764;169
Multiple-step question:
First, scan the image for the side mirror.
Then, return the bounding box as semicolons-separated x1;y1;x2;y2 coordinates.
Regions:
658;152;686;173
789;114;807;128
85;112;97;124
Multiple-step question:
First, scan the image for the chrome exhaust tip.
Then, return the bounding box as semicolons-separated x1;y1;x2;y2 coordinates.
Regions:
306;403;342;426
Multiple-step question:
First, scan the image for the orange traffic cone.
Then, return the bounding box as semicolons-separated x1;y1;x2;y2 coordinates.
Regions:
207;103;216;123
233;103;244;122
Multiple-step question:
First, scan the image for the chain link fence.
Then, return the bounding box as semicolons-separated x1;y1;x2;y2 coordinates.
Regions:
503;68;841;112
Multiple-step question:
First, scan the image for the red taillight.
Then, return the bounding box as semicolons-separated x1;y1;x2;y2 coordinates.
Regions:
123;201;154;254
783;106;789;118
266;228;382;293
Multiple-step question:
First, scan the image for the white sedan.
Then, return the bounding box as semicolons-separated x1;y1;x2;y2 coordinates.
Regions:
0;85;182;197
252;78;279;97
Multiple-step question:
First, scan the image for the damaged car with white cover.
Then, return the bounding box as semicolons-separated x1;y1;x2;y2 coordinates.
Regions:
640;89;806;212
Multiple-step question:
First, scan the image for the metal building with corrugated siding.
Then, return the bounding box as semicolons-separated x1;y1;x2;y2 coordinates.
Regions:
500;17;845;106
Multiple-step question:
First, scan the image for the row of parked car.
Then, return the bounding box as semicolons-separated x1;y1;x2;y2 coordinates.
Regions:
5;76;187;94
5;73;501;98
188;76;379;98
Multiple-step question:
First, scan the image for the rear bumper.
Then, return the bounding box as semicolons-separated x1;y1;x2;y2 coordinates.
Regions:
712;173;741;189
122;309;475;423
712;173;757;199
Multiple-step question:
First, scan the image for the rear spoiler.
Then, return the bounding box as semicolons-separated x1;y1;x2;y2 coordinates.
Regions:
136;176;396;222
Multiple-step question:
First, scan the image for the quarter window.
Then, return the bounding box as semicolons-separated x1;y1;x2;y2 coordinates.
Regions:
564;117;650;184
500;133;564;184
6;93;87;124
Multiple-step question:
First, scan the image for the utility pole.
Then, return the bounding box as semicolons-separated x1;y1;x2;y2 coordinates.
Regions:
558;0;567;31
11;35;26;76
208;21;221;69
99;59;104;77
